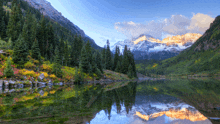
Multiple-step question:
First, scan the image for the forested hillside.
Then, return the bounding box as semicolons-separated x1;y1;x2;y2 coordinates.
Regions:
136;15;220;76
0;0;137;82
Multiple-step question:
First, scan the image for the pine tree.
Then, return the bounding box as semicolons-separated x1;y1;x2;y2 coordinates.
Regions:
70;34;78;66
7;2;23;47
46;22;55;60
0;0;4;18
113;46;120;71
127;64;133;79
74;67;81;83
105;40;112;70
115;61;121;73
12;35;29;67
85;41;92;64
49;44;53;62
0;16;6;39
22;10;36;49
4;57;14;78
59;35;65;65
101;47;106;69
37;15;46;57
64;41;69;66
52;46;63;77
121;45;129;74
22;21;29;48
88;63;93;77
30;15;37;47
79;46;89;73
31;39;41;62
94;51;103;73
72;35;83;66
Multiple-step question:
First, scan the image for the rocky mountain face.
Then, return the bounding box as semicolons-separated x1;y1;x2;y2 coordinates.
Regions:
111;33;202;60
189;16;220;52
23;0;101;49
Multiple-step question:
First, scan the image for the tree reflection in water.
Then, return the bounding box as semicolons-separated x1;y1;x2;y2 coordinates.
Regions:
0;82;137;123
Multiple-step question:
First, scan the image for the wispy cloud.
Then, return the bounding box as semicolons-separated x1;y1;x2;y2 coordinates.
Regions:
114;13;214;39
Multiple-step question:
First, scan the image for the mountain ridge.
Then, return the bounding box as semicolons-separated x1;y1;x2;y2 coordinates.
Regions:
23;0;102;50
136;15;220;75
111;33;202;60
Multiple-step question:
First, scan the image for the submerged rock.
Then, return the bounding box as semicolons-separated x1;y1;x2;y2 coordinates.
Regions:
0;80;3;87
39;90;44;96
38;73;45;80
9;80;16;84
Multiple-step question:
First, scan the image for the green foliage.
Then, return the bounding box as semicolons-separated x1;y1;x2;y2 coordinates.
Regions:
74;67;81;83
24;61;35;70
122;45;129;73
64;41;69;66
4;57;14;78
113;46;120;71
12;35;29;67
0;16;7;40
79;46;89;73
127;64;133;79
94;51;103;73
101;47;106;69
52;47;63;77
105;40;112;70
31;39;41;63
6;2;23;47
115;61;121;73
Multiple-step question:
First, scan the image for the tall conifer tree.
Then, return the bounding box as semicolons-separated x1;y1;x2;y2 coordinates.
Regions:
12;35;29;67
101;46;106;69
113;46;120;71
105;40;112;70
7;2;23;47
79;46;89;73
37;15;46;56
31;39;41;62
64;41;69;66
4;57;14;78
94;51;103;73
0;17;6;39
122;45;129;74
52;46;62;77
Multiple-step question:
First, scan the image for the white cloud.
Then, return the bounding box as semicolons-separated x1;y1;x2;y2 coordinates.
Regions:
114;13;214;39
163;15;191;35
187;13;215;34
114;20;165;39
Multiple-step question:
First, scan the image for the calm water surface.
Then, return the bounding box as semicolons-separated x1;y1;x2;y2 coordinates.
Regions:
0;79;220;124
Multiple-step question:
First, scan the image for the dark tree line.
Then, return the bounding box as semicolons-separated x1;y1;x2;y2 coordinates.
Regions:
0;0;137;79
100;40;137;78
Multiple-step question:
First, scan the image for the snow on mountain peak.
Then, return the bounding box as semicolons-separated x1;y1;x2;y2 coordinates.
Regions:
111;33;202;60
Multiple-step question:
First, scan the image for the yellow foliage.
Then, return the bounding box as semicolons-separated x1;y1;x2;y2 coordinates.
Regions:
49;74;56;79
40;72;48;78
153;87;158;91
41;92;48;97
93;73;97;77
40;64;52;72
152;63;158;68
19;69;39;77
33;60;39;64
49;90;56;94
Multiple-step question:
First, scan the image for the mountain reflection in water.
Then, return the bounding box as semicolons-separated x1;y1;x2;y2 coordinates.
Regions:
0;79;219;124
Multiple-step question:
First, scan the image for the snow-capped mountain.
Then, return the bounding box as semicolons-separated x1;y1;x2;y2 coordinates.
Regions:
111;33;202;60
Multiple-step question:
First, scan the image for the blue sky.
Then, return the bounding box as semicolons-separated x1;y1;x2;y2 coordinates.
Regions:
46;0;220;47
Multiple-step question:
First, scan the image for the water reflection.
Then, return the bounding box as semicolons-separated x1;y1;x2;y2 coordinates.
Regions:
0;79;219;124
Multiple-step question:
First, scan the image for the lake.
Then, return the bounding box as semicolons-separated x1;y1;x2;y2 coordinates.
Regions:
0;79;219;124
